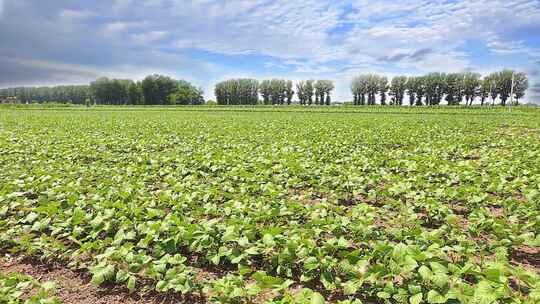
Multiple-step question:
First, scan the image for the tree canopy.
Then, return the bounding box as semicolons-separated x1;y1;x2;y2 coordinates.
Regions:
0;85;90;104
350;70;528;106
0;75;203;106
215;79;259;105
0;70;530;106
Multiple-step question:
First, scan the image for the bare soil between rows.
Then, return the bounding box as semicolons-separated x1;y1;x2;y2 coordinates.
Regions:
0;255;204;304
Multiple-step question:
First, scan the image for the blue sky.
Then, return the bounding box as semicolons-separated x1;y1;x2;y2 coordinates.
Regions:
1;0;539;103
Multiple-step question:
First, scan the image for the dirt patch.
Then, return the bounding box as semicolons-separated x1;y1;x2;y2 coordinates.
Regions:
451;204;470;216
0;256;204;304
453;216;469;230
417;212;443;229
488;205;505;218
420;220;443;229
193;269;219;284
513;192;528;203
287;189;326;206
472;253;497;266
374;218;399;229
340;193;386;208
371;208;407;230
463;154;480;160
299;197;324;206
510;245;540;273
469;232;494;248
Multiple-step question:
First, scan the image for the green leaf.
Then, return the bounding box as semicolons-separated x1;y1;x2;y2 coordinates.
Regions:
246;283;261;296
408;285;422;294
90;264;115;286
41;281;56;292
156;280;167;292
210;254;221;265
127;276;136;292
230;254;244;264
304;256;319;271
311;292;325;304
320;272;336;290
245;246;259;255
337;237;350;248
432;273;449;288
25;212;39;223
529;282;540;300
252;271;283;289
485;266;505;283
427;290;446;304
262;233;275;246
472;280;497;304
409;293;423;304
115;269;129;282
402;255;418;272
418;265;432;281
377;291;391;299
429;262;448;274
91;272;105;286
343;279;361;295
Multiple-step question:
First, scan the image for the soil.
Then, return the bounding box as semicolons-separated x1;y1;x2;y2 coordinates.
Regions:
0;255;205;304
510;245;540;273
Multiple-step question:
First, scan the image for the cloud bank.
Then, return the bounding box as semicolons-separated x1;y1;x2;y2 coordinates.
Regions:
0;0;539;103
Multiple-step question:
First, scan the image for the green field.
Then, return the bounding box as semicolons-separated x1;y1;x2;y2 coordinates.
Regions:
1;106;539;303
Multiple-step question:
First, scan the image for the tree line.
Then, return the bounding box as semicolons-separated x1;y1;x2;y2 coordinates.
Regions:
214;79;334;105
214;79;260;105
0;74;204;105
1;70;530;106
0;85;91;104
351;70;528;106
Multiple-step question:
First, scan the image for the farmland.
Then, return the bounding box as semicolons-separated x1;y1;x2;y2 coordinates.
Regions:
0;106;539;303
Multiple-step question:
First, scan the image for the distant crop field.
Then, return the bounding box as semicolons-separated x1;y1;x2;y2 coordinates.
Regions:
0;107;539;304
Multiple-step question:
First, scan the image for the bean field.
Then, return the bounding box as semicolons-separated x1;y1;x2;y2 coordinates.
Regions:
1;107;539;304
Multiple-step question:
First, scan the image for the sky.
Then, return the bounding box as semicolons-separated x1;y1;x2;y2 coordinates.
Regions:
0;0;539;103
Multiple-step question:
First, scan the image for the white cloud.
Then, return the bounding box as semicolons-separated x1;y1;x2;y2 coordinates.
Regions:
131;31;169;45
105;21;145;33
100;21;148;39
2;0;540;103
58;9;96;20
6;58;101;78
0;57;102;86
486;37;540;55
0;56;214;88
157;0;540;78
166;0;343;61
112;0;132;11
